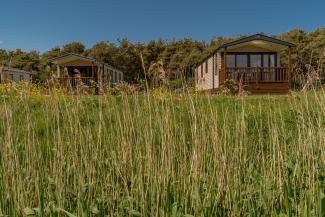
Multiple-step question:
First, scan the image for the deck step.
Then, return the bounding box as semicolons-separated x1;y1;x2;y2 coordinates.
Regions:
243;83;289;93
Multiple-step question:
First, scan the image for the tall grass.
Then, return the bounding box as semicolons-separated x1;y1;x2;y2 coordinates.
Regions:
0;91;324;216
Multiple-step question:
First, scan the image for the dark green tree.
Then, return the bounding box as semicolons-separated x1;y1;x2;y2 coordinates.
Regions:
62;41;85;54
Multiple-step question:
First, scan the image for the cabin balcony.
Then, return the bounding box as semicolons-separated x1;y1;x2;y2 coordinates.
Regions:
225;67;289;83
224;67;290;93
56;76;97;87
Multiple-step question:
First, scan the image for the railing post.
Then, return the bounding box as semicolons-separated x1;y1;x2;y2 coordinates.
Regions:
57;65;61;77
256;67;258;84
234;67;237;81
221;48;227;84
288;47;292;87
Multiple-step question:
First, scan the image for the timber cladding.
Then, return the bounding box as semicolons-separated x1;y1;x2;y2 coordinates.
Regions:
195;54;220;91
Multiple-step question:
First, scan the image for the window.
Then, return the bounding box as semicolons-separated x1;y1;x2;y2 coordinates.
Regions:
262;54;276;67
9;74;14;81
270;54;276;67
263;55;269;67
227;55;236;67
236;55;248;67
250;54;262;67
19;75;24;81
226;53;276;68
205;61;208;73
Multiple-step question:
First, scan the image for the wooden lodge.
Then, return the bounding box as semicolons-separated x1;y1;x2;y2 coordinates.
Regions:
0;67;32;83
195;34;295;94
48;53;124;91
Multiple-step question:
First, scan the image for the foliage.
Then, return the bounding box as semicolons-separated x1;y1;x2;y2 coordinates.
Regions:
109;81;139;95
217;79;250;96
62;41;85;54
0;81;44;99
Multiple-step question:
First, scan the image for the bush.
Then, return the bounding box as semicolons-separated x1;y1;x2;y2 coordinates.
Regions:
110;81;138;95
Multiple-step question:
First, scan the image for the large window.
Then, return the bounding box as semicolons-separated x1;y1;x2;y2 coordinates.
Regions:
269;54;275;67
250;54;262;67
227;55;235;67
205;61;208;73
263;54;276;67
226;53;276;68
236;55;248;67
263;55;269;67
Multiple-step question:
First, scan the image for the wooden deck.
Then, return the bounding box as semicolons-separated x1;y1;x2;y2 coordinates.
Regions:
56;77;97;87
225;67;290;93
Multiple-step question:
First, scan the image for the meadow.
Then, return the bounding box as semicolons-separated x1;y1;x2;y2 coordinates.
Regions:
0;89;324;217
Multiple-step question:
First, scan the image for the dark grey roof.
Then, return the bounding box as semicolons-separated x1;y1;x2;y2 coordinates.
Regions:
195;34;295;67
218;34;295;49
48;53;96;63
48;53;124;74
2;67;32;74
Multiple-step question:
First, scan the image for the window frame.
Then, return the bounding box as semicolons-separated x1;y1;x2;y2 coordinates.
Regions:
226;52;277;68
205;61;208;74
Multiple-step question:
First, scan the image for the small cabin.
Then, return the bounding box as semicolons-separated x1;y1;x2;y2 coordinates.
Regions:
0;67;32;83
48;53;124;90
195;34;295;94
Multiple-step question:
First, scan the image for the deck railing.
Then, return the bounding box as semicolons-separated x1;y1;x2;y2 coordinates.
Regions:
56;77;97;87
226;67;289;83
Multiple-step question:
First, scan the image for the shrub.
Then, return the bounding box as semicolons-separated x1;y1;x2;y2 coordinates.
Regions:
110;81;139;95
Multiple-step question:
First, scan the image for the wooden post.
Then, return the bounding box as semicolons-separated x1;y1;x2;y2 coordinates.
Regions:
96;64;103;94
57;65;61;77
0;66;3;83
212;55;215;89
221;48;227;84
256;66;259;84
288;47;292;88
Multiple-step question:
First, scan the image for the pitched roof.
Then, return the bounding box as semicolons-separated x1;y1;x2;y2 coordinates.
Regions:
195;34;295;67
48;53;96;64
218;34;295;49
1;67;32;74
48;53;124;73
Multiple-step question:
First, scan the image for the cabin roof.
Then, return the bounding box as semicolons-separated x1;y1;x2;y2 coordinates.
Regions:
48;53;124;74
196;34;295;67
48;53;96;65
1;66;33;74
218;34;295;50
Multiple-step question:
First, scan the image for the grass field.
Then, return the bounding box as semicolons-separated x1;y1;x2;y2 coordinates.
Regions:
0;91;324;217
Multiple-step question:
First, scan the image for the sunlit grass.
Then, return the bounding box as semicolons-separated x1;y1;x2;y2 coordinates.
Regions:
0;90;324;216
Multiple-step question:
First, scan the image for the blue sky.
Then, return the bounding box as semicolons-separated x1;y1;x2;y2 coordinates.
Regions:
0;0;324;52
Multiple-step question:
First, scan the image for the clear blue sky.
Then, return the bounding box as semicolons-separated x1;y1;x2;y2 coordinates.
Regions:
0;0;324;52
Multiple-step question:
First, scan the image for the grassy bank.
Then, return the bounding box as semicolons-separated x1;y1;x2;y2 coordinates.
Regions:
0;92;324;216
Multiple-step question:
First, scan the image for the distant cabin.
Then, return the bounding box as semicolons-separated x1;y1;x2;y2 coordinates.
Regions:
195;34;295;94
0;67;32;83
48;53;124;90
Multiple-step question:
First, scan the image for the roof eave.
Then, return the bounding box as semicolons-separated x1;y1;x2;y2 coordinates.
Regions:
218;34;295;50
48;53;96;64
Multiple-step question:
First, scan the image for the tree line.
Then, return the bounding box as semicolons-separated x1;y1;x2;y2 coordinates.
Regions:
0;28;323;89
